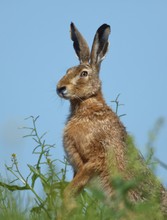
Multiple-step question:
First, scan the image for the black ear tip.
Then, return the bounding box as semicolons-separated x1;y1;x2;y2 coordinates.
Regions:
98;24;111;34
102;24;110;29
71;22;75;29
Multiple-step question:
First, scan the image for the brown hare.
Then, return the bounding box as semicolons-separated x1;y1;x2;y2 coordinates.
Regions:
57;23;167;214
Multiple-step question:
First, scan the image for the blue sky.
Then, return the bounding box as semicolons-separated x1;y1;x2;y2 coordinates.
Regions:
0;0;167;190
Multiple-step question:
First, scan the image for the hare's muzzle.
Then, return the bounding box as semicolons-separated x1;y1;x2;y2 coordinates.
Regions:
56;86;68;98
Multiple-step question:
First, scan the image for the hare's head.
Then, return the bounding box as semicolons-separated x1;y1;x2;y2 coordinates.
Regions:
57;23;110;100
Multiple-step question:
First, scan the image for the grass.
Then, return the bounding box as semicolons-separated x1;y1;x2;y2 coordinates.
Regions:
0;116;166;220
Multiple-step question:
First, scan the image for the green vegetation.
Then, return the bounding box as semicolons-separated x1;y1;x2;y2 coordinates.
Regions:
0;116;166;219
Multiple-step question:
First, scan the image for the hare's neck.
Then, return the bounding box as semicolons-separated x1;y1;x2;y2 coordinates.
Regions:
70;91;106;116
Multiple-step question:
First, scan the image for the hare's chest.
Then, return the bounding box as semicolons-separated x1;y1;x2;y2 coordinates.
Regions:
63;118;94;159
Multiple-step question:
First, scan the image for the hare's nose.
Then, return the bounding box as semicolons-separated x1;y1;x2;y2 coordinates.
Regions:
57;86;67;96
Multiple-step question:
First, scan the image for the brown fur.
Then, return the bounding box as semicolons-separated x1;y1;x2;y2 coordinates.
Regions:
56;22;127;207
56;23;167;213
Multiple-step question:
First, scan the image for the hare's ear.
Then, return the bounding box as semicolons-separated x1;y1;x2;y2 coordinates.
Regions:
90;24;110;66
70;22;90;64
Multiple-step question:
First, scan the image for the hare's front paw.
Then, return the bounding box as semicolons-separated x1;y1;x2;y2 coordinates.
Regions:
64;198;77;212
64;191;77;211
57;195;77;220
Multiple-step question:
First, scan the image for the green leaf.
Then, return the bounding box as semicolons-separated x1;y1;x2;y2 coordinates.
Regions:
0;181;30;191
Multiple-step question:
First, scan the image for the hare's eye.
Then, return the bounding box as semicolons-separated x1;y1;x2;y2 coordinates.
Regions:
80;71;88;77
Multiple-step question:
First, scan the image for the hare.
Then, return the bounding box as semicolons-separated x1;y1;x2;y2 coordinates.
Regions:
57;23;167;214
